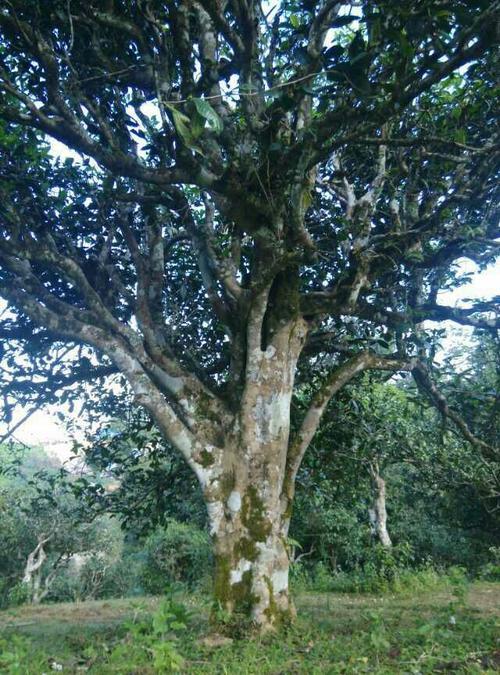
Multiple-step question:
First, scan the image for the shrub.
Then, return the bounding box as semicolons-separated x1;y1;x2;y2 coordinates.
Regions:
479;547;500;581
104;596;189;673
0;635;47;674
79;553;146;599
5;582;30;608
48;550;146;602
292;543;450;595
142;520;212;593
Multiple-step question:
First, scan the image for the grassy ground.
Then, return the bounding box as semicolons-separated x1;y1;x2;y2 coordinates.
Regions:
0;582;499;673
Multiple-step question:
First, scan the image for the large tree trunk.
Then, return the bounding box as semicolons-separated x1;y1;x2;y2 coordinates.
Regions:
50;268;408;630
203;312;307;629
210;475;293;627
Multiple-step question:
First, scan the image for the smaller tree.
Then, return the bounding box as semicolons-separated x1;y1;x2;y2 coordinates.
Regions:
439;331;500;513
0;444;116;605
292;366;500;573
294;378;434;549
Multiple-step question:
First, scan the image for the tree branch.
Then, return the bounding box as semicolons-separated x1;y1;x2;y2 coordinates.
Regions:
412;362;498;460
285;351;416;497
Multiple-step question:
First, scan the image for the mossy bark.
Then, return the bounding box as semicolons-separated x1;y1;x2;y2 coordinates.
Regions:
211;488;294;630
203;317;307;631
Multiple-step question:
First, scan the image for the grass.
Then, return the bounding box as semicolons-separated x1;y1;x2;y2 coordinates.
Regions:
0;582;499;673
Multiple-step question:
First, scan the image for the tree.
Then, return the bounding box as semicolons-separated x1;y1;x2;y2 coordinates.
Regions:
0;1;498;629
330;381;436;548
424;330;500;515
0;445;111;606
291;374;500;574
291;378;432;561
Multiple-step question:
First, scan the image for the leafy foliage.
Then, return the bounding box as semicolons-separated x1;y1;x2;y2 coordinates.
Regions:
141;520;213;594
291;369;500;574
0;0;497;435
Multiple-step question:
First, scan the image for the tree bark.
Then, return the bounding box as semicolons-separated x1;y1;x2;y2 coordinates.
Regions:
210;475;294;627
202;315;308;629
128;308;407;629
369;468;392;548
23;536;50;604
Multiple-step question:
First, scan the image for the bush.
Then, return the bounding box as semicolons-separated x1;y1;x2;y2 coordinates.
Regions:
331;548;445;595
0;635;47;674
79;553;146;599
292;543;451;595
479;547;500;581
5;519;213;606
0;579;9;610
142;520;212;593
49;552;146;602
5;582;30;608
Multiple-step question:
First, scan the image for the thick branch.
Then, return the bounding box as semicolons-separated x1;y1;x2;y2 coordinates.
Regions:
412;362;498;460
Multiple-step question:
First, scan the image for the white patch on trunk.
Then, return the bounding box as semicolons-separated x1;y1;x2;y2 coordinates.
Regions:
173;427;194;456
246;349;264;382
227;490;241;514
271;569;289;593
252;391;291;442
195;465;211;488
230;558;252;584
271;391;291;437
194;447;222;491
179;397;195;414
273;395;291;439
264;345;276;359
206;500;224;535
256;540;278;564
159;372;184;394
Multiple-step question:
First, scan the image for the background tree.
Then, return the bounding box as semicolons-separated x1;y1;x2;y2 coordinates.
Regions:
291;346;499;573
0;445;114;606
0;0;498;629
439;330;500;511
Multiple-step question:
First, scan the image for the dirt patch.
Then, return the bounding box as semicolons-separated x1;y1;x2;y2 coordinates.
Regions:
0;597;160;630
467;583;500;615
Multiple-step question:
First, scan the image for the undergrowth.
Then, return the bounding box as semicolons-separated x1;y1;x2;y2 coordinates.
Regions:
0;582;499;673
290;544;472;595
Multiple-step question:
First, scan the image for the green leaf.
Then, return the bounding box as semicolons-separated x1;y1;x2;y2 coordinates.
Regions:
287;536;303;550
190;111;206;140
166;105;204;155
192;98;223;134
399;30;413;58
166;106;192;143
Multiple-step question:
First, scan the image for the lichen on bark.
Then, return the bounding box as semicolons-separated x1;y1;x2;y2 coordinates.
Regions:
241;485;272;542
199;448;215;467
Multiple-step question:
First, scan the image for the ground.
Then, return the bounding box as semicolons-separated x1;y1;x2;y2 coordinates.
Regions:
0;582;499;673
